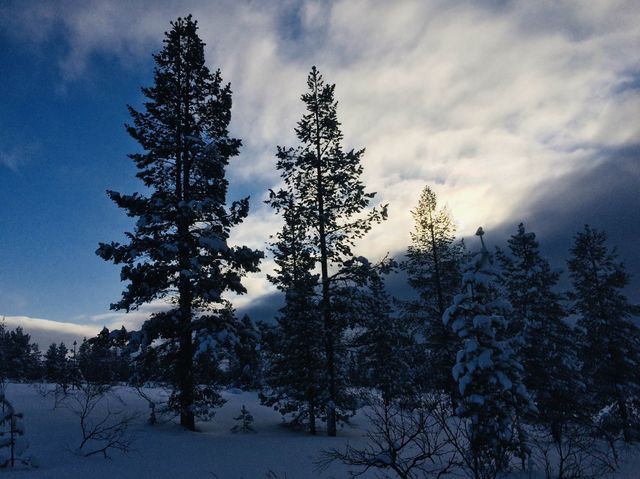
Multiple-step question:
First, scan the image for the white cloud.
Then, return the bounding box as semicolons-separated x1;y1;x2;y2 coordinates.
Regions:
78;299;172;331
0;142;37;172
2;315;100;348
0;151;21;172
2;0;639;320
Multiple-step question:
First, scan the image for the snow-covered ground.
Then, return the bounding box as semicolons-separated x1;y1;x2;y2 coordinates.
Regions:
1;383;639;478
0;383;369;478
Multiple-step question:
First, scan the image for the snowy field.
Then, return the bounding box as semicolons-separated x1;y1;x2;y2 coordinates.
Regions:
1;383;369;478
2;383;639;479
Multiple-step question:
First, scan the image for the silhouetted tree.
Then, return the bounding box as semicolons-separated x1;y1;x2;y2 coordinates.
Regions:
269;67;387;435
261;193;325;434
403;186;464;397
44;342;71;392
568;225;640;442
0;325;40;381
353;266;417;404
497;224;583;445
229;315;261;389
77;327;131;384
96;16;262;430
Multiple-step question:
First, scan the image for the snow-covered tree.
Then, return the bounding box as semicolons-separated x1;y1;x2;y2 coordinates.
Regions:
568;225;640;442
261;192;325;434
403;186;464;397
269;67;387;436
497;224;583;441
96;16;262;430
444;228;536;474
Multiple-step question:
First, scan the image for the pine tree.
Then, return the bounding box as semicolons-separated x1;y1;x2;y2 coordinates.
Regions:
444;228;535;474
77;327;131;384
403;186;464;397
261;192;325;434
269;67;387;436
229;314;261;389
44;343;71;392
230;405;256;433
0;326;40;381
497;224;582;442
96;16;262;430
44;343;59;381
568;225;640;442
0;394;28;468
354;267;417;404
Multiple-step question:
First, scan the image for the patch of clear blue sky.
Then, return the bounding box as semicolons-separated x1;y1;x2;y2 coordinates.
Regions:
0;24;156;322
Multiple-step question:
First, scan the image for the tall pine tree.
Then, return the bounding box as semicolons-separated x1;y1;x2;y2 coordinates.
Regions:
404;185;463;397
497;224;582;443
269;67;387;436
261;192;325;434
97;16;262;430
568;225;640;442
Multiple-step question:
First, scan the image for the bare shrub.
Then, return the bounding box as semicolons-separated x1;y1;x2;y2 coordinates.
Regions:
319;394;460;478
68;383;136;458
530;422;623;479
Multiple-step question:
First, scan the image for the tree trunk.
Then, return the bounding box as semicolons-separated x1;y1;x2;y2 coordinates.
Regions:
312;71;337;437
176;66;195;430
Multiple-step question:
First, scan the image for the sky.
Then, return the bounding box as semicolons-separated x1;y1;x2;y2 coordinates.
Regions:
1;0;639;344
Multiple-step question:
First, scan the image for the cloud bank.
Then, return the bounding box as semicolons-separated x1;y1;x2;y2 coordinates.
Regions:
3;316;100;348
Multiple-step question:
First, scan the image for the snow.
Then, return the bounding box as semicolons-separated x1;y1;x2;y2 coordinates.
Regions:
0;383;369;478
478;349;493;369
1;383;639;478
199;235;227;251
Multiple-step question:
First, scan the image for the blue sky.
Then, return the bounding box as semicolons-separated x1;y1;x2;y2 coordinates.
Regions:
1;0;639;343
0;24;149;322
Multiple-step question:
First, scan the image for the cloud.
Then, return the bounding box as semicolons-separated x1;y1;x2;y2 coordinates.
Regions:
498;146;640;302
0;141;37;172
2;0;639;317
76;299;172;331
0;151;21;172
2;315;100;348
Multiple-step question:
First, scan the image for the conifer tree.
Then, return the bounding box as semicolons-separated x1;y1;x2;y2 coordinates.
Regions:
0;326;40;381
229;314;261;389
568;225;640;442
444;228;535;474
404;186;463;396
44;343;71;392
230;405;256;433
0;394;28;468
269;67;387;436
96;16;262;430
354;267;417;404
261;192;325;434
77;327;131;384
497;224;582;442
